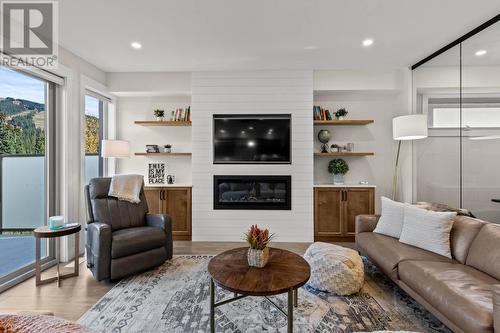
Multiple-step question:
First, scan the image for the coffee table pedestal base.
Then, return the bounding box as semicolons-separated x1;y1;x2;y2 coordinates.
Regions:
209;278;298;333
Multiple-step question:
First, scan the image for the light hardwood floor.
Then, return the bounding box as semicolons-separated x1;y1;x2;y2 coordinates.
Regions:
0;241;354;321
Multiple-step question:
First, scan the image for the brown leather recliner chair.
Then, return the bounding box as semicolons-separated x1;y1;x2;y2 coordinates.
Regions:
84;177;173;281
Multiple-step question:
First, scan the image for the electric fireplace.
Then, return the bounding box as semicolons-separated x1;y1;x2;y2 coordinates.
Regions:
213;175;291;210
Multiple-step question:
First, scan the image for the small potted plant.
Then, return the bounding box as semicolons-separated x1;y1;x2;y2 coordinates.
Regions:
244;224;275;268
335;108;348;120
328;158;349;184
330;144;340;152
164;144;172;153
154;109;165;121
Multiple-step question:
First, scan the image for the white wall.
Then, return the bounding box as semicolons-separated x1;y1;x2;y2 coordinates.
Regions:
107;72;191;96
116;95;192;185
57;47;108;261
313;91;404;211
314;70;405;92
191;71;314;242
110;73;193;184
313;70;410;211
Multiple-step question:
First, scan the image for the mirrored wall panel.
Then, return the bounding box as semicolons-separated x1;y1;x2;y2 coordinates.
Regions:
413;46;461;209
412;18;500;224
461;23;500;223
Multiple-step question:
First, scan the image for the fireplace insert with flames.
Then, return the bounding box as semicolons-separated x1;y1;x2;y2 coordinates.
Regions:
213;175;291;210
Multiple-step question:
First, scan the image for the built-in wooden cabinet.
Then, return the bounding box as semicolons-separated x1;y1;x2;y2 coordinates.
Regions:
314;186;374;242
144;186;192;240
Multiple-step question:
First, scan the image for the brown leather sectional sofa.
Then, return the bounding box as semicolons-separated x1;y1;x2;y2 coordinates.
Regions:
355;214;500;333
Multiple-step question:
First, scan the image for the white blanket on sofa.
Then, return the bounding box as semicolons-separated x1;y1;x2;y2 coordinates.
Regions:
108;174;143;204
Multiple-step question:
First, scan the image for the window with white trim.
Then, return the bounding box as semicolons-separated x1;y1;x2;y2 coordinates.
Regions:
424;95;500;136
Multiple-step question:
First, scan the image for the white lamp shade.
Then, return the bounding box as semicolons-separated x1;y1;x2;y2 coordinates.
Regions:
101;140;130;158
393;115;428;141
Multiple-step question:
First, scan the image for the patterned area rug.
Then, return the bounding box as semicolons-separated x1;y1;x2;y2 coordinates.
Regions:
78;255;452;333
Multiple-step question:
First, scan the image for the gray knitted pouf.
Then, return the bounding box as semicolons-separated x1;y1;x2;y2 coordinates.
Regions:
304;242;364;295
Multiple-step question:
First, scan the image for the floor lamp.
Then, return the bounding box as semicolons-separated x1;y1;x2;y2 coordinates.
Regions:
101;139;130;175
392;115;428;200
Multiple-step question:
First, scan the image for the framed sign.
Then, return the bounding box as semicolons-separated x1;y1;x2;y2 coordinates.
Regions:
148;163;165;184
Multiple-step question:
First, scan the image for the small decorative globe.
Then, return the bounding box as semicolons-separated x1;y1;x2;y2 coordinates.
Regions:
317;130;331;144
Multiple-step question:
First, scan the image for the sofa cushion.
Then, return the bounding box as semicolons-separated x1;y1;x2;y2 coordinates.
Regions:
356;232;453;280
112;226;166;259
399;205;456;258
450;216;486;264
466;223;500;280
373;197;405;239
399;260;496;333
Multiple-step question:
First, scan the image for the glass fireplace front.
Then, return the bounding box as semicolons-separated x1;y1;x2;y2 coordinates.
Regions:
213;175;291;210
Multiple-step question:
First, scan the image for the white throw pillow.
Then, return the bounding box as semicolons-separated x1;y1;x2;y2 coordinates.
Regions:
399;205;456;258
373;197;405;239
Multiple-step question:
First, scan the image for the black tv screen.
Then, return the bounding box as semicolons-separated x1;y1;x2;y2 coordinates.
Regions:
213;114;291;164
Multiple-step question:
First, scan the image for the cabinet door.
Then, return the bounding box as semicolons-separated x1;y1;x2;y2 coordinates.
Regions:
164;187;192;239
144;187;164;214
314;188;343;238
343;188;374;236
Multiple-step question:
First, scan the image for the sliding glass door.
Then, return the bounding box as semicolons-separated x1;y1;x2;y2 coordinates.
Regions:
0;67;56;291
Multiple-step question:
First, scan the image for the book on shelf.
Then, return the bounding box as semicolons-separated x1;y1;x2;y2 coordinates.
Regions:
169;106;191;121
313;106;332;121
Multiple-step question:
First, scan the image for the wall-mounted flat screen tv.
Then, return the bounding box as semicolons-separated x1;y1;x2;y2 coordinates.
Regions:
213;114;291;164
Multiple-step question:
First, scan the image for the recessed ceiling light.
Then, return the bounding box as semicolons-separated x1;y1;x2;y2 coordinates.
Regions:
131;41;142;50
475;49;487;56
304;45;318;50
362;39;374;47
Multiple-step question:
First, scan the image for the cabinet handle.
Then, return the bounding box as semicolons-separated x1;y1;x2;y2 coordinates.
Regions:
160;190;164;201
344;190;348;202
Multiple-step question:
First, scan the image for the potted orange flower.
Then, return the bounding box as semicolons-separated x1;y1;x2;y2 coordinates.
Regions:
244;224;275;268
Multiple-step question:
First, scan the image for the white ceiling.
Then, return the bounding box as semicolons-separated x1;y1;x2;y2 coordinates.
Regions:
423;22;500;67
58;0;500;72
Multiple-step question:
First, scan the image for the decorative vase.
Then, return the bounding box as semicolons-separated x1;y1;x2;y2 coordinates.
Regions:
164;147;171;153
247;247;269;268
336;116;345;120
156;117;164;121
333;173;344;185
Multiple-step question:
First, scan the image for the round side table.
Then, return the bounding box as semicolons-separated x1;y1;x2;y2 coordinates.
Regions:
33;224;81;287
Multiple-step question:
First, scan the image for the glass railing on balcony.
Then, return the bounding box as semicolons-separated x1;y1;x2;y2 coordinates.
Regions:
0;154;99;278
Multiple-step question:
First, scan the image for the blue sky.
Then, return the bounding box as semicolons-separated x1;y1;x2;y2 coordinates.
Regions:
0;67;45;103
85;95;99;118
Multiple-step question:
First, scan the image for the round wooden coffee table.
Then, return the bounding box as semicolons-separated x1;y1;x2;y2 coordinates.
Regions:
208;247;310;333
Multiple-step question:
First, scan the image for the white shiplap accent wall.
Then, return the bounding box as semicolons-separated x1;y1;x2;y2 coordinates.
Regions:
191;71;313;241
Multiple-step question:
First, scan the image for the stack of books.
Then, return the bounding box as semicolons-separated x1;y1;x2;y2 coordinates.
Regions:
313;106;332;121
170;106;191;122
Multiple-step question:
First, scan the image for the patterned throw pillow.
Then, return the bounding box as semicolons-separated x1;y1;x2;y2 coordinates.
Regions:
0;314;93;333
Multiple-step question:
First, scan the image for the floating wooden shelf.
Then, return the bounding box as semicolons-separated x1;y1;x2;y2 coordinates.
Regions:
134;120;191;126
134;152;192;156
314;152;374;157
313;120;374;125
